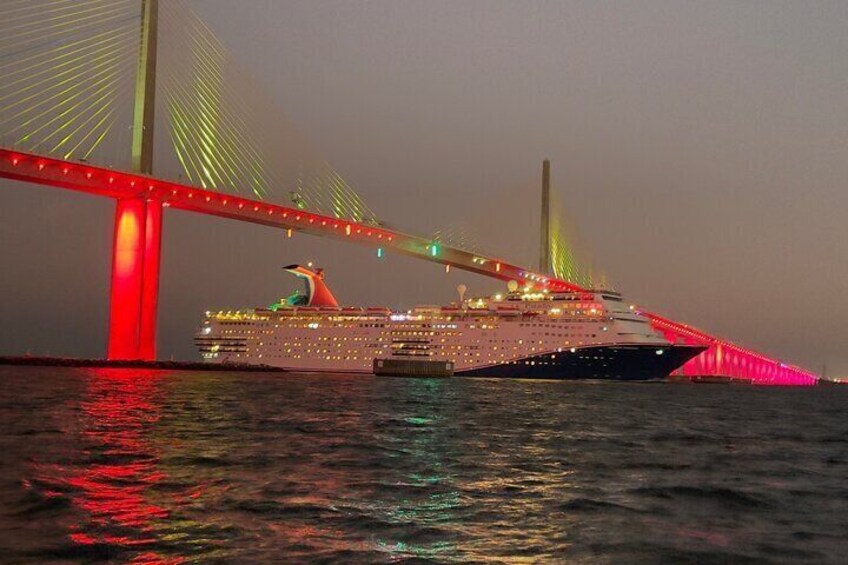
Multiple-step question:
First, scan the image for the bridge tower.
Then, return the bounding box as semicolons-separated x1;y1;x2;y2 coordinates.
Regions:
539;159;551;275
107;0;161;360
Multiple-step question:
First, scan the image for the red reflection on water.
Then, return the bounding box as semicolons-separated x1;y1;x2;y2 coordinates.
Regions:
54;368;183;562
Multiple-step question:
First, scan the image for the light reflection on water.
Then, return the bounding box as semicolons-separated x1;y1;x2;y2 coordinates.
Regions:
0;366;846;563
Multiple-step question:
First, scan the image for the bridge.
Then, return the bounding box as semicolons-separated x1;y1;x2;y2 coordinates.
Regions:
0;0;817;385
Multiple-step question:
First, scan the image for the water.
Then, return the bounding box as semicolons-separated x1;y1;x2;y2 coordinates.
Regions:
0;366;846;564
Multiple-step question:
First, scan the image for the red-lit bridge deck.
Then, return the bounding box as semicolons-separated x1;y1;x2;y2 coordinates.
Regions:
0;148;577;289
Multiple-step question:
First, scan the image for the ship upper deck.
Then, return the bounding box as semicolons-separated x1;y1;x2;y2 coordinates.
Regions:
204;287;641;326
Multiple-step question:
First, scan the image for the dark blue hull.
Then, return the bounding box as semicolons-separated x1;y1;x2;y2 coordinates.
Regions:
455;344;706;381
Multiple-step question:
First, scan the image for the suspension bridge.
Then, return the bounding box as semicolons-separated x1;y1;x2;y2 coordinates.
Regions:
0;0;818;385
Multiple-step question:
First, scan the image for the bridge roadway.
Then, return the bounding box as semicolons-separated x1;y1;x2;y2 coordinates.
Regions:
0;148;579;291
0;147;818;384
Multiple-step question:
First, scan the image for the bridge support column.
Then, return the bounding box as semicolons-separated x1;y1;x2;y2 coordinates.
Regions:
107;198;162;360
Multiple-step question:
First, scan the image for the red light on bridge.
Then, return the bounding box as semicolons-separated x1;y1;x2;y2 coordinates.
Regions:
205;196;211;202
388;236;393;242
11;157;19;166
282;212;287;218
188;192;194;198
38;163;45;171
309;217;315;223
222;199;228;205
295;215;301;220
108;177;114;184
86;172;92;179
130;181;136;188
253;205;259;211
238;203;244;209
321;220;327;226
62;167;69;174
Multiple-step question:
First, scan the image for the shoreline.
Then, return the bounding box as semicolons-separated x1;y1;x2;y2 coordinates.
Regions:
0;356;286;372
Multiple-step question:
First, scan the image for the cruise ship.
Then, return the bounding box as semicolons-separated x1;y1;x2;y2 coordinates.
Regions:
195;265;705;380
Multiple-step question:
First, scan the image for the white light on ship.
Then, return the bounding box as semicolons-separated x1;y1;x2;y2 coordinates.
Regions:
656;349;664;355
203;327;212;335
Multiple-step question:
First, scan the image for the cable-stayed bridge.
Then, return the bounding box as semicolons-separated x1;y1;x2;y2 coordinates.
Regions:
0;0;817;385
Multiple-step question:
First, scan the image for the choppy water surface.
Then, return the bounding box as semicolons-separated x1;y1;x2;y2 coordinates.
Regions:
0;367;846;564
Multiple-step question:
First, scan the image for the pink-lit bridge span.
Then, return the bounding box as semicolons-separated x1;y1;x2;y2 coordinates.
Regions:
0;0;817;385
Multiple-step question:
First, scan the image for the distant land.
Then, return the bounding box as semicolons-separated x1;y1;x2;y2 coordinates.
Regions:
0;356;285;372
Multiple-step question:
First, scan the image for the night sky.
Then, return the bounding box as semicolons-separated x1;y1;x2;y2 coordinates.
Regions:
1;0;846;375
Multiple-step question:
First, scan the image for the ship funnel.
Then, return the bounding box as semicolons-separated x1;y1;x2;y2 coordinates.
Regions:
283;265;339;307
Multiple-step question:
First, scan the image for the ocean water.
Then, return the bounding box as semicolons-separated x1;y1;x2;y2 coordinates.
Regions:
0;366;845;564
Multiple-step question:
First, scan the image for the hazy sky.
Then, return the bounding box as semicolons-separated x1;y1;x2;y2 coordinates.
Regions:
1;0;846;374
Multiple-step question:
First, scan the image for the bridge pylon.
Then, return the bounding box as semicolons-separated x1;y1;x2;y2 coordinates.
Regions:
539;159;551;276
107;0;160;360
107;198;162;360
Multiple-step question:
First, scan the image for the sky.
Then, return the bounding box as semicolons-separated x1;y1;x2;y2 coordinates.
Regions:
1;0;846;375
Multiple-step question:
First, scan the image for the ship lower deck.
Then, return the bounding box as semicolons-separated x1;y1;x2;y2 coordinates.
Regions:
204;344;705;381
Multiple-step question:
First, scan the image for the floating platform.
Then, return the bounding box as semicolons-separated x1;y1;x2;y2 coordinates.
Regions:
373;358;453;378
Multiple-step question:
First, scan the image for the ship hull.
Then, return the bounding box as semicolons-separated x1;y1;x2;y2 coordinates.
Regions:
455;344;705;381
